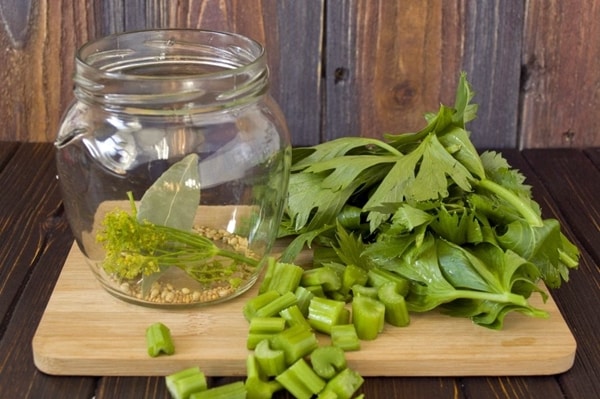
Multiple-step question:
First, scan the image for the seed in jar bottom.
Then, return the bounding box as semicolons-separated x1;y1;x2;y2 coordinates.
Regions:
116;280;241;305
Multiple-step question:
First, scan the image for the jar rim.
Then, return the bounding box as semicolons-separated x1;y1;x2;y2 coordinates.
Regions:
76;28;265;81
73;29;269;112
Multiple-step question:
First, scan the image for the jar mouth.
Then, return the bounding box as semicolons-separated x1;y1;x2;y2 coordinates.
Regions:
74;29;269;112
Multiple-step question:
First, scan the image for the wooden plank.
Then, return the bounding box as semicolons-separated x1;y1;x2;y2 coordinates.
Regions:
0;144;96;399
520;0;600;148
33;242;575;377
323;1;523;148
503;149;600;399
0;1;95;142
0;141;19;170
460;1;524;149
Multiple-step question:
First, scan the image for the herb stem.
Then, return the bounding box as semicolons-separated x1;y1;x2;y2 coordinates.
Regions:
475;179;544;227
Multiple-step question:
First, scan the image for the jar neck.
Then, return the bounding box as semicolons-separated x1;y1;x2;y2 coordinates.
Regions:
73;29;269;114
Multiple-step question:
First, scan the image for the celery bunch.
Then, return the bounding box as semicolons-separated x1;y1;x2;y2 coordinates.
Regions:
279;73;580;329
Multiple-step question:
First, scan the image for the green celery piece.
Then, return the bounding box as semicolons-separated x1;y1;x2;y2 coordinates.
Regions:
301;267;342;292
367;267;410;296
330;324;361;351
310;345;347;379
243;290;281;321
275;358;326;399
279;305;313;331
341;264;369;296
350;284;378;299
318;367;364;399
245;354;283;399
246;317;296;350
249;317;286;334
137;153;200;231
145;322;174;357
255;291;298;318
165;366;207;399
254;339;287;377
270;324;319;366
351;296;385;340
294;286;315;316
308;297;350;335
377;282;410;327
259;259;304;295
189;381;246;399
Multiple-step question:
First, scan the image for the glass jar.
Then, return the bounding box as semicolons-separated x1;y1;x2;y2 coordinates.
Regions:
55;29;291;307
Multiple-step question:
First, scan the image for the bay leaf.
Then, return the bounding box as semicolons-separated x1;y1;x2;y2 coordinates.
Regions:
137;153;201;231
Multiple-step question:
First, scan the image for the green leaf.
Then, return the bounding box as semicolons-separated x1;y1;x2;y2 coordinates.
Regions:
137;153;201;231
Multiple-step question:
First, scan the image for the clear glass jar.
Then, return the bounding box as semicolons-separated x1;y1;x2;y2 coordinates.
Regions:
55;29;291;307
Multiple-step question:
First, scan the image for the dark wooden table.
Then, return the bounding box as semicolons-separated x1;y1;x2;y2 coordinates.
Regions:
1;142;599;399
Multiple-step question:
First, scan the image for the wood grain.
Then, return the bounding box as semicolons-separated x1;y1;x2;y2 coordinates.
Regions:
520;0;600;148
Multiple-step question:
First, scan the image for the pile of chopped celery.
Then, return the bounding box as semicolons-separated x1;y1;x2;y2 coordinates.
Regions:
163;256;413;398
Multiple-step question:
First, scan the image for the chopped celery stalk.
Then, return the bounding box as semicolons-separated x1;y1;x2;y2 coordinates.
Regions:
270;324;319;365
367;268;410;296
330;324;361;351
165;366;207;399
275;358;326;399
246;354;283;399
258;257;277;294
319;367;364;399
377;282;410;327
305;284;326;298
146;322;175;357
350;284;378;298
341;264;369;295
316;390;339;399
249;317;287;334
259;259;304;295
294;286;315;316
279;304;313;331
189;381;246;399
352;296;385;340
254;339;287;377
255;291;298;318
301;267;342;292
308;297;350;334
247;333;275;350
247;317;287;349
243;290;281;321
310;345;347;379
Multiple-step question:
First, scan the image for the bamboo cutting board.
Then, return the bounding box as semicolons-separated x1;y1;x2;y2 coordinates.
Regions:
32;244;576;377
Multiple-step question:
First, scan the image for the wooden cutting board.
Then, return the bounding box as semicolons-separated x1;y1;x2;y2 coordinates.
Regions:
32;243;576;377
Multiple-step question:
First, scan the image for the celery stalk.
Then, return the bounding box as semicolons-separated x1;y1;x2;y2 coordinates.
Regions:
259;259;304;295
318;367;364;399
243;290;281;321
165;366;207;399
350;284;378;298
254;339;287;377
352;296;385;340
279;304;313;331
377;282;410;327
301;267;342;292
249;317;287;334
294;286;315;316
341;264;369;295
146;322;175;357
270;324;319;365
189;381;246;399
330;324;361;351
255;291;298;318
367;267;410;296
246;354;283;399
275;358;326;399
310;345;347;379
308;297;350;335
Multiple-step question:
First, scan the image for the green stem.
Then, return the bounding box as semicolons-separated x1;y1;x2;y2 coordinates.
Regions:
475;179;544;227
